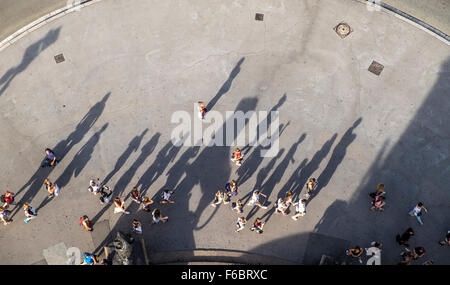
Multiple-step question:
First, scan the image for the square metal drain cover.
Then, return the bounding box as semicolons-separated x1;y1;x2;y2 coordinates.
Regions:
54;54;65;64
334;22;352;38
368;60;384;76
255;13;264;21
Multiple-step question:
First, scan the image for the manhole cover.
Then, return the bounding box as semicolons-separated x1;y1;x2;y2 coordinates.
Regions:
334;22;352;38
255;13;264;21
368;60;384;76
54;54;65;64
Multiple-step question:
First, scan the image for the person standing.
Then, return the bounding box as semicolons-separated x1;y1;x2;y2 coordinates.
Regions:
412;247;426;260
44;178;60;198
88;179;101;195
0;206;11;226
141;196;154;212
284;191;295;208
151;209;168;224
225;180;238;197
409;202;428;225
292;199;307;221
370;194;386;212
396;228;414;248
130;187;142;204
236;217;247;232
79;215;93;231
231;148;244;166
41;148;59;168
99;186;112;204
160;190;175;204
132;219;142;234
198;101;208;120
305;178;318;199
250;218;265;234
113;197;130;215
23;203;37;223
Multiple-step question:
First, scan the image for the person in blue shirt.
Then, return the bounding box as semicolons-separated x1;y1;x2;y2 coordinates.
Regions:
82;252;98;265
41;148;59;168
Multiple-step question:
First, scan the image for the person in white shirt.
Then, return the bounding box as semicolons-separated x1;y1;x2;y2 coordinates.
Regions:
292;199;307;221
236;217;247;232
88;179;101;195
275;198;288;216
247;190;268;209
409;202;428;225
160;189;175;204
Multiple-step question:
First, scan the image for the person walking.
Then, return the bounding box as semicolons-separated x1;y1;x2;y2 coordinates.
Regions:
130;187;142;204
275;198;288;216
439;231;450;246
346;246;364;264
151;209;168;224
305;178;318;199
284;191;295;208
412;247;426;260
44;178;60;198
236;217;247;232
247;190;268;209
292;199;307;221
141;196;154;212
1;190;17;209
113;197;130;215
250;218;265;234
396;228;414;248
132;219;142;234
79;215;93;231
231;148;243;166
160;189;175;204
370;194;386;212
225;180;238;197
409;202;428;225
0;206;11;226
41;148;59;168
23;203;37;223
232;200;244;214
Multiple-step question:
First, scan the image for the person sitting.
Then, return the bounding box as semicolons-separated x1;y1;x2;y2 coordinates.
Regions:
41;148;59;168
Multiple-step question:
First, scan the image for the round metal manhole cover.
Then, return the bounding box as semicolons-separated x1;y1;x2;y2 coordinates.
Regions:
334;22;352;38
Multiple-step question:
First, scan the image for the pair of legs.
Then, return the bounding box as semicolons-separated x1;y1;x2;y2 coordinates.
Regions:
408;210;423;225
152;216;168;224
231;157;243;166
292;211;305;220
250;225;264;234
160;198;174;204
248;200;267;209
114;207;130;215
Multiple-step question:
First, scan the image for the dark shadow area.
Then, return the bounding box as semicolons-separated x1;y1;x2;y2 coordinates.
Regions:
0;27;61;97
11;93;110;219
102;129;149;185
206;57;245;112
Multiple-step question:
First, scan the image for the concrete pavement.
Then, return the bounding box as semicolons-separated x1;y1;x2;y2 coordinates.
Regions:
0;0;449;265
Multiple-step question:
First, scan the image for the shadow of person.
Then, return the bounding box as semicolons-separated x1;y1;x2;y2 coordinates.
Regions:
0;27;61;97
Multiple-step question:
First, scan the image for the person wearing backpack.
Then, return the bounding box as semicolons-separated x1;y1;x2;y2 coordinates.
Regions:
88;179;101;195
99;186;112;204
23;203;37;223
79;215;93;231
130;187;142;204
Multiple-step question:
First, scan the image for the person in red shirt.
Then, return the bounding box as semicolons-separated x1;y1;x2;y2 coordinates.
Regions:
231;148;243;166
198;101;207;120
2;191;17;209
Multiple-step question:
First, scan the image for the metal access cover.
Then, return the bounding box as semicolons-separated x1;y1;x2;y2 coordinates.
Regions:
54;54;65;63
255;13;264;21
334;22;352;38
368;61;384;76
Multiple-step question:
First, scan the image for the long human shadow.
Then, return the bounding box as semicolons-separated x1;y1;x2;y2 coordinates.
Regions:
286;133;338;203
90;133;160;225
10;93;110;219
136;139;186;199
236;93;287;186
37;123;109;211
307;118;362;204
206;57;245;111
247;133;307;223
0;27;61;97
102;129;149;185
